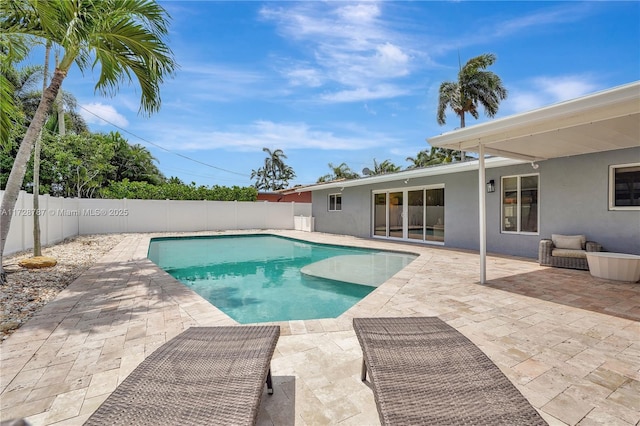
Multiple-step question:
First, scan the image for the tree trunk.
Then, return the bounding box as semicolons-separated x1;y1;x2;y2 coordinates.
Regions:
32;131;43;257
32;43;52;258
0;67;66;284
459;112;466;161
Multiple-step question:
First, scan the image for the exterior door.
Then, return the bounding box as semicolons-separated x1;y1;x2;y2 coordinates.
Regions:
373;186;444;244
388;192;403;238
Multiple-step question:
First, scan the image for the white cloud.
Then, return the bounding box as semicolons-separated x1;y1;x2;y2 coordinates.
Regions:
336;3;381;23
80;103;129;127
170;63;271;102
507;75;600;113
533;76;598;101
149;120;397;152
320;85;409;103
375;42;409;77
260;2;416;102
492;4;591;38
285;67;324;87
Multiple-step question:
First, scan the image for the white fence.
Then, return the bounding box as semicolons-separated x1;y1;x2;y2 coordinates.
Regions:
1;190;312;255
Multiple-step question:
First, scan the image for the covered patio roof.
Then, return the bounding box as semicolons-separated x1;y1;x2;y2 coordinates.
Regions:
428;81;639;284
428;81;639;161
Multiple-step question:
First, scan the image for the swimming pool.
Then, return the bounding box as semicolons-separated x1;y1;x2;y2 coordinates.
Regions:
148;235;416;323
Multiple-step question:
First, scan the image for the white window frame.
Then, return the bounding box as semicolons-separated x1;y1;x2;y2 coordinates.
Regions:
609;162;640;211
501;173;539;235
328;193;342;212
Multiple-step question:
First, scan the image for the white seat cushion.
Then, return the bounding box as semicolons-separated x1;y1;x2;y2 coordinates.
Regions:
552;249;587;258
551;234;586;250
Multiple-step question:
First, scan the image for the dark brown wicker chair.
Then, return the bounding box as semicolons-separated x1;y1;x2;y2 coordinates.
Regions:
353;317;547;426
539;238;602;270
85;325;280;426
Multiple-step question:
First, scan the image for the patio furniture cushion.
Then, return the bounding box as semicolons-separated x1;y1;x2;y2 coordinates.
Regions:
551;234;585;250
551;248;587;258
84;325;280;426
353;317;547;426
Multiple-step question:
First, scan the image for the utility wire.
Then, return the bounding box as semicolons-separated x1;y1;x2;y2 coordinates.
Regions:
78;104;250;178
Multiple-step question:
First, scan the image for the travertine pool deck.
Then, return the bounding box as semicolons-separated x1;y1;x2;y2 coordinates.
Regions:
1;230;638;425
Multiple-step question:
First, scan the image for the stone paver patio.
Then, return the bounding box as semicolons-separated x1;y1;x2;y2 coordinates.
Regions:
1;230;638;425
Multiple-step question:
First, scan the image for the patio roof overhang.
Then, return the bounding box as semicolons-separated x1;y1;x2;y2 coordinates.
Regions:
427;81;640;161
427;80;640;284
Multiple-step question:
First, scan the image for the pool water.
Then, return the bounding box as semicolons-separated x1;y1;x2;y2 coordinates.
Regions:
148;235;416;323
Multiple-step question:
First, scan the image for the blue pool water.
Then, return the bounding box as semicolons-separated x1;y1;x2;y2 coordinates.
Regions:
148;235;416;323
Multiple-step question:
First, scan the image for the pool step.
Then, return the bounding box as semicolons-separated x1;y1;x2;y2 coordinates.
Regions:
300;254;414;287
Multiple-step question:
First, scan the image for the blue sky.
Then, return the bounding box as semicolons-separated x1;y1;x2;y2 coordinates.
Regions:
43;1;640;187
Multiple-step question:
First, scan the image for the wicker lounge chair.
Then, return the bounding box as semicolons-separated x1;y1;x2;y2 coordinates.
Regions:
85;325;280;426
353;317;547;425
539;234;602;270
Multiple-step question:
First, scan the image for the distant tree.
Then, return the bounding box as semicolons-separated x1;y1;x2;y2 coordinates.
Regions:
101;179;257;201
406;149;433;169
251;147;295;191
436;53;507;160
317;162;359;183
44;133;116;198
108;132;164;185
406;147;467;169
370;159;400;175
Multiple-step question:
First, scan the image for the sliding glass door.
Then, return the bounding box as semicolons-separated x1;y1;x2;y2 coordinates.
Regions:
425;188;445;242
389;192;403;238
408;190;424;240
374;193;387;237
373;185;444;243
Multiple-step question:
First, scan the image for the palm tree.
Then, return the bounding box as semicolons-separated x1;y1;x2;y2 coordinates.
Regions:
0;34;33;143
370;159;401;175
436;53;507;160
406;150;431;169
0;0;176;284
251;147;295;191
317;162;359;183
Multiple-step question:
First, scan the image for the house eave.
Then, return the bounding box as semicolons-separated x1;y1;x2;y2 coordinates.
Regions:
306;157;525;192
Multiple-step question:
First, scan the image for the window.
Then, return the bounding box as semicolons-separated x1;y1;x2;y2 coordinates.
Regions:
328;193;342;211
502;174;538;233
610;163;640;210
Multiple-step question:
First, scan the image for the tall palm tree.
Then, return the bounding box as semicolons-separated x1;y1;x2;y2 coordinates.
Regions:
0;0;176;284
436;53;507;160
251;147;295;191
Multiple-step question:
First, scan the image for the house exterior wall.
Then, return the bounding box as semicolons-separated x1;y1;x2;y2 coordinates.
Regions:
312;147;640;259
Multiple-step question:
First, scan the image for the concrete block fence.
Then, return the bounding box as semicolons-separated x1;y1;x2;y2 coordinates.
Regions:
1;190;312;255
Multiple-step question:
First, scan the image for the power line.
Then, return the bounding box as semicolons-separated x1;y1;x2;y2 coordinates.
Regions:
78;105;250;178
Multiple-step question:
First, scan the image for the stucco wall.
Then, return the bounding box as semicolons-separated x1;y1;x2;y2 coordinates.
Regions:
312;147;640;259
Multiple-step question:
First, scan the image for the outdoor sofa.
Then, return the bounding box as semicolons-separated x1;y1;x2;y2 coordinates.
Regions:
84;325;280;426
539;234;602;270
353;317;547;425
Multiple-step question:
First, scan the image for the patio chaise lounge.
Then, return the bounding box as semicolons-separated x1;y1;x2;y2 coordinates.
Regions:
84;325;280;426
353;317;547;425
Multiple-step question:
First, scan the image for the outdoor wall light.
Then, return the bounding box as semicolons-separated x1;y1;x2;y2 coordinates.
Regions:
486;179;495;193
